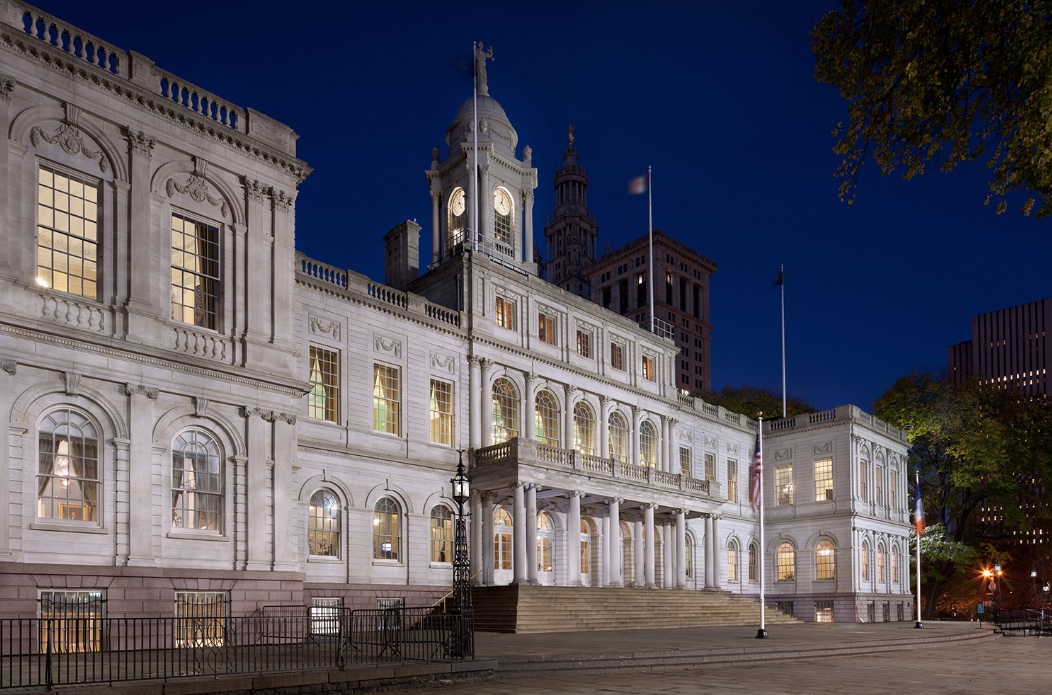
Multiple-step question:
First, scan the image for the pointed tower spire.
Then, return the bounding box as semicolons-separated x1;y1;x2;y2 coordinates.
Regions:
543;125;598;298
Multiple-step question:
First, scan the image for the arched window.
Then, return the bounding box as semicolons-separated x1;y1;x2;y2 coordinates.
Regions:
727;540;740;583
891;543;900;584
537;513;553;573
573;402;595;455
815;540;835;580
877;542;887;582
776;543;795;581
430;506;452;563
534;390;560;447
172;429;222;531
447;187;466;247
491;377;519;444
494;508;512;570
38;408;99;523
639;420;657;467
748;542;759;582
889;466;900;512
608;411;628;463
859;450;869;501
861;540;871;581
373;498;401;561
308;489;340;557
580;518;593;581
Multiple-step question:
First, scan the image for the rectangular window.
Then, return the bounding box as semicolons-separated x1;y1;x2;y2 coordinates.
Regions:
775;463;794;505
727;459;738;501
372;364;400;435
576;330;591;357
602;286;611;309
679;446;691;476
875;467;884;506
665;272;673;304
175;591;227;647
39;590;104;653
680;277;688;311
814;457;833;501
311;597;342;635
815;600;834;623
610;343;624;370
538;312;556;344
36;165;99;300
642;355;655;381
889;469;899;511
859;462;868;500
496;296;515;330
376;597;404;632
429;379;454;445
636;273;646;307
308;346;340;422
170;212;220;329
618;279;629;312
704;452;715;481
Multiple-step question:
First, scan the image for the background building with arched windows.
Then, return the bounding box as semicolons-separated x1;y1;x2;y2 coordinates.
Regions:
0;1;912;628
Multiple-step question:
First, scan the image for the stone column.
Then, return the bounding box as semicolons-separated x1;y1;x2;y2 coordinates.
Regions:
242;180;268;346
273;412;297;571
676;509;687;589
633;519;644;587
0;361;15;555
660;415;671;472
468;356;481;449
270;188;296;349
607;498;622;587
122;129;155;317
524;373;536;440
0;78;14;281
663;523;674;588
704;514;714;589
482;494;495;585
563;385;576;452
431;190;440;264
631;405;641;466
124;383;158;566
242;406;272;571
480;163;491;248
523;189;534;265
644;504;656;589
480;359;494;447
566;491;582;586
512;483;527;584
711;515;721;590
599;396;611;459
470;490;483;584
525;484;538;584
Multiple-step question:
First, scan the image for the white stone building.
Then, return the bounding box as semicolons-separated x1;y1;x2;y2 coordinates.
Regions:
0;1;912;626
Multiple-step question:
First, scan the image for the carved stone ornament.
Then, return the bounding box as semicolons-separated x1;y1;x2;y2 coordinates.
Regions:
63;371;81;396
308;315;340;340
0;75;13;102
373;335;401;357
431;353;455;374
31;123;109;174
245;178;269;203
193;396;210;417
166;175;230;218
773;447;793;461
1;360;16;375
273;189;295;212
814;441;832;454
240;405;276;422
124;383;159;399
277;412;297;425
727;442;739;455
125;129;156;157
704;434;716;448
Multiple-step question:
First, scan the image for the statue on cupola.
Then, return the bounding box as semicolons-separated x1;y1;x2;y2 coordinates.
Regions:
475;42;494;96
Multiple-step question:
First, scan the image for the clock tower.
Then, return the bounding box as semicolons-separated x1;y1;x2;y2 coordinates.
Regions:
544;126;598;298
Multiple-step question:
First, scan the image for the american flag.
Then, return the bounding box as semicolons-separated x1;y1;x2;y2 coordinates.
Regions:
914;476;925;535
749;431;762;511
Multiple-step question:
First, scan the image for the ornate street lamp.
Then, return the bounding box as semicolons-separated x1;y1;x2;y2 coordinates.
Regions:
994;563;1003;622
449;450;472;658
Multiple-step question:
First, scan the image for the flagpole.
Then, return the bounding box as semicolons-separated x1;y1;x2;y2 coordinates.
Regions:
780;264;786;419
647;165;654;334
756;416;767;639
471;42;479;253
914;467;923;628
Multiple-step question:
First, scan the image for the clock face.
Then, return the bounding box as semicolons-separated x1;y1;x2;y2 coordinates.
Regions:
450;189;465;216
494;189;512;216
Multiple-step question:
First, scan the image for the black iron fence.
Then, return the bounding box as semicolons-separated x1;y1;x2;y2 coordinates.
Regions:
0;606;473;689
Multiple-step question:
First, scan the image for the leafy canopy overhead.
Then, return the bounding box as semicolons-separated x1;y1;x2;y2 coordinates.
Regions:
707;385;815;420
812;0;1052;216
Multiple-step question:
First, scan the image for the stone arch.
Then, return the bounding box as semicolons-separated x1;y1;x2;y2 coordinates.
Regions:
364;483;414;515
152;405;245;458
12;380;128;440
151;158;244;228
11;105;126;182
298;473;353;509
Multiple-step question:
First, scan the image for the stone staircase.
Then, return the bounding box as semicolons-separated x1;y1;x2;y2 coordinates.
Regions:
471;584;799;633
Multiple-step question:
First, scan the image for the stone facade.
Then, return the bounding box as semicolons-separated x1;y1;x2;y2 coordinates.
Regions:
0;0;912;624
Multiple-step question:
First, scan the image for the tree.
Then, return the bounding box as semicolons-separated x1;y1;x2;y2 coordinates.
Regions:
812;0;1052;216
707;385;814;419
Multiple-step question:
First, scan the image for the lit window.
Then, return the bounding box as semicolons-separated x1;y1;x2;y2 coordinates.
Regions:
537;513;553;572
496;296;516;329
642;355;655;381
875;464;885;506
748;543;758;581
539;313;556;345
640;420;657;467
36;165;99;300
308;489;340;557
727;541;739;583
373;498;401;560
889;468;899;511
704;451;715;481
877;544;887;582
679;446;692;476
580;519;591;576
576;329;591;357
447;187;466;248
727;459;738;500
494;508;512;570
491;377;519;443
37;408;99;523
534;390;560;447
891;545;900;584
816;540;835;580
175;592;226;647
308;346;340;422
861;541;871;581
814;457;833;501
493;188;514;247
39;590;104;653
429;380;454;445
171;429;222;531
170;212;220;329
311;597;342;635
859;458;869;501
573;402;595;456
372;364;400;435
776;543;795;581
775;463;794;505
610;343;624;370
430;506;452;563
608;411;628;463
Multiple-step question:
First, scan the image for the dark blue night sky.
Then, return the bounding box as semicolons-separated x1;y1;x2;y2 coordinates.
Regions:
34;0;1052;412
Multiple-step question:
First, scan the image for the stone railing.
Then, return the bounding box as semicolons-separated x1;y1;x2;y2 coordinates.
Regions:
38;293;106;333
171;326;228;361
762;405;908;441
474;438;714;498
295;253;461;330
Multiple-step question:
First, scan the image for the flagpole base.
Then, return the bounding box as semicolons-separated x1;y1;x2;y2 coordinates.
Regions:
755;628;768;639
914;621;923;629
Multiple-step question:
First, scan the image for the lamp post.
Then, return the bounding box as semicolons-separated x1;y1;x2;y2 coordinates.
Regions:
994;563;1003;622
1032;568;1039;609
450;450;472;658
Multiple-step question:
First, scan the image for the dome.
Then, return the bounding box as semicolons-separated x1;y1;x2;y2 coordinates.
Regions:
445;94;519;160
